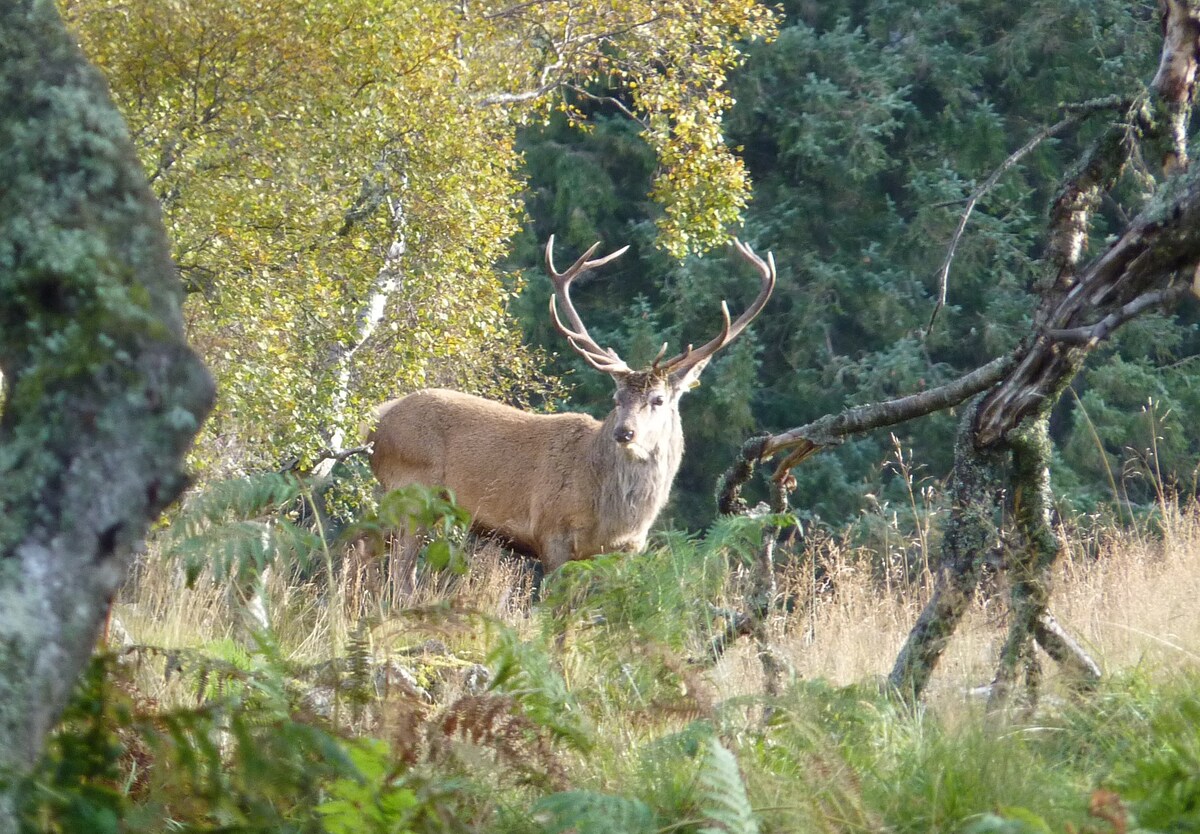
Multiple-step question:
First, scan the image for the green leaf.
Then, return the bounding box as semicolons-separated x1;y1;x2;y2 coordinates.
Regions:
424;538;452;571
697;737;759;834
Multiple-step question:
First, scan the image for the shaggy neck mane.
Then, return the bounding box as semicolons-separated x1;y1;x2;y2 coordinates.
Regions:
590;409;683;547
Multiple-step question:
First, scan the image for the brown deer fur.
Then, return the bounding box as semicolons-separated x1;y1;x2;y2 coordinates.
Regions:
368;238;775;573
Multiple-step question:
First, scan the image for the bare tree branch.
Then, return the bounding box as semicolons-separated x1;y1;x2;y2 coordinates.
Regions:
927;93;1134;335
1046;275;1200;345
477;78;562;108
1151;0;1200;174
928;115;1081;333
565;83;643;122
715;356;1013;515
977;168;1200;445
762;355;1014;476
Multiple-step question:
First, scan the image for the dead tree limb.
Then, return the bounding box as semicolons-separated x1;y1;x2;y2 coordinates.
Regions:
715;356;1013;509
722;0;1200;704
892;0;1200;702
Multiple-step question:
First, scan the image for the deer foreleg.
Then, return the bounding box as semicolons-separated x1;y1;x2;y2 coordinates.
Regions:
540;533;576;574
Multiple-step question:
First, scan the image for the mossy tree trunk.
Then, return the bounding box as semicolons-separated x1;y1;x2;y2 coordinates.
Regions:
988;417;1099;709
887;400;1007;700
886;177;1200;704
888;150;1200;703
0;0;214;825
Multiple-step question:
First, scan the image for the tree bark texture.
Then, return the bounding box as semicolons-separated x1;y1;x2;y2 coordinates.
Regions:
0;0;214;821
887;401;1007;699
989;418;1090;709
975;166;1200;446
890;156;1200;702
890;1;1200;701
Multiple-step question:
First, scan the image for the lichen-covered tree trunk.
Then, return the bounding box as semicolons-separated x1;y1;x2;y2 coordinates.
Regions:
989;417;1099;709
887;401;1007;699
0;0;214;824
887;1;1200;702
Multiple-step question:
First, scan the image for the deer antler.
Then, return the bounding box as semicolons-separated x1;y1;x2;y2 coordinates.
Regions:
658;239;776;376
545;235;632;374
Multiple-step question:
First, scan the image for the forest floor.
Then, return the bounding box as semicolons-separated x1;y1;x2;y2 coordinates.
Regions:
102;494;1200;832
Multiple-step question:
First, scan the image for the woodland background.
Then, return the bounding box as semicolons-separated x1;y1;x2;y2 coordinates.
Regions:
4;0;1200;831
67;0;1200;531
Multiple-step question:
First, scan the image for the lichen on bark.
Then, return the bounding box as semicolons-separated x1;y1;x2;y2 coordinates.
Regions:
888;398;1007;699
0;0;214;820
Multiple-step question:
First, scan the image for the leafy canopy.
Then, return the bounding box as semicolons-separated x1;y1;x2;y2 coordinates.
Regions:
63;0;776;472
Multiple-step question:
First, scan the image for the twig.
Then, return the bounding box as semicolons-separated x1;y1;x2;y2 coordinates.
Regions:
565;84;643;123
1047;279;1198;345
928;115;1081;334
312;444;373;470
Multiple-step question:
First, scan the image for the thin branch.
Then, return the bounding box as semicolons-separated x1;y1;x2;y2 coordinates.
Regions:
1059;94;1136;114
312;444;372;471
477;78;561;108
716;355;1014;510
1047;278;1198;345
565;84;642;123
928;115;1081;334
762;355;1014;471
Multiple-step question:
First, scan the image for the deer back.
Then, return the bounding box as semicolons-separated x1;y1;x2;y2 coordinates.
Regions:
370;389;594;549
368;379;684;568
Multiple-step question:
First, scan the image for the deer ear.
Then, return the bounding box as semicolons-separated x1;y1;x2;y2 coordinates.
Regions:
669;358;710;392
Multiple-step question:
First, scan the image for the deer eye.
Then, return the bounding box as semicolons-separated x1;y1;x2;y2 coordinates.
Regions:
650;394;665;408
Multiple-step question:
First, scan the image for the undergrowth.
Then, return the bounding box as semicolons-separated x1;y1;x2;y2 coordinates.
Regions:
16;474;1200;832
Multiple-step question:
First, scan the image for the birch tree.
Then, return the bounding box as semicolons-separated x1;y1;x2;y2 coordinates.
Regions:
64;0;777;475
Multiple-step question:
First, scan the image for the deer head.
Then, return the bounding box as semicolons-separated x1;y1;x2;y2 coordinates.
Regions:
545;235;776;460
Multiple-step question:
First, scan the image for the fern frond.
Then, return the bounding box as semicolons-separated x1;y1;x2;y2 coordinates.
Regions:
344;622;374;713
432;693;567;788
159;473;324;584
532;790;656;834
697;737;760;834
180;472;305;526
487;630;593;752
704;512;796;567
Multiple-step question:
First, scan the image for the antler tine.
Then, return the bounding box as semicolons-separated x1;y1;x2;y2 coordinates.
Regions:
545;236;633;375
661;238;776;375
545;234;630;284
649;341;670;368
549;297;632;374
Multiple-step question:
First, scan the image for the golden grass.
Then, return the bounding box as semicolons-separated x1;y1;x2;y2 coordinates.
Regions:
703;499;1200;703
114;498;1200;709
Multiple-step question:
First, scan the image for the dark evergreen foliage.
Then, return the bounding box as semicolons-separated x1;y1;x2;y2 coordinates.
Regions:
510;0;1199;531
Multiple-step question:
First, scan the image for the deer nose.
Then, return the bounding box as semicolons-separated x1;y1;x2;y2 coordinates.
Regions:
614;427;635;444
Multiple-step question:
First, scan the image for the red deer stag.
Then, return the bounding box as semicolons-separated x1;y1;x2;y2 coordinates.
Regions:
369;237;775;573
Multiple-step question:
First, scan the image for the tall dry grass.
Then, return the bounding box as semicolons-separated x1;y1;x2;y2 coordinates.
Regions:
703;498;1200;703
114;494;1200;706
113;534;538;662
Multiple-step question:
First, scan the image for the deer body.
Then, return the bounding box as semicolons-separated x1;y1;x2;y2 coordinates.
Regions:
369;238;775;573
370;385;683;571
